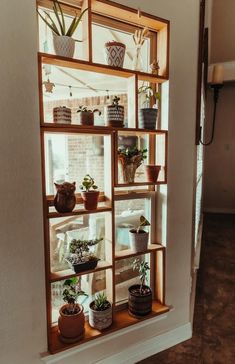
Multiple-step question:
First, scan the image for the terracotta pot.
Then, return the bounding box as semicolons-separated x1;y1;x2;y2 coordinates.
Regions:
104;41;126;68
89;302;112;330
58;304;85;343
128;284;152;317
106;105;124;127
81;190;99;210
129;229;149;252
145;165;161;183
53;34;75;58
80;112;94;126
139;108;158;130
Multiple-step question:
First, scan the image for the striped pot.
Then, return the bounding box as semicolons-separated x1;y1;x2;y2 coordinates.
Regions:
128;285;152;318
104;41;126;68
139;108;158;130
53;34;75;58
106;104;124;127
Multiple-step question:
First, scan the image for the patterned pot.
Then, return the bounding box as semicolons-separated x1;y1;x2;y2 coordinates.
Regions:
128;285;152;317
89;302;112;330
145;165;161;183
129;229;149;252
53;34;75;58
53;106;72;124
139;108;158;130
104;41;126;68
106;104;124;127
58;304;85;343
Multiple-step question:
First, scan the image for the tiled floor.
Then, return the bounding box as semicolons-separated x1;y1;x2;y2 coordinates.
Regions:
137;213;235;364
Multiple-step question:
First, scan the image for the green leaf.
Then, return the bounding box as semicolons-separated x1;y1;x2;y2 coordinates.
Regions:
53;3;65;35
55;0;66;35
66;16;77;37
66;7;88;37
37;10;60;35
139;215;150;227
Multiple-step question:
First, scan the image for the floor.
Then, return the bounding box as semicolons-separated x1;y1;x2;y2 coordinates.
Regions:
138;213;235;364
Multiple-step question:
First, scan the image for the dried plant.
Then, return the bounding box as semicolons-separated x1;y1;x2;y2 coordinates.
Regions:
133;27;149;46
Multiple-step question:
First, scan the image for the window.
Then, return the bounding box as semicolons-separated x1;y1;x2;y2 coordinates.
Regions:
37;0;169;353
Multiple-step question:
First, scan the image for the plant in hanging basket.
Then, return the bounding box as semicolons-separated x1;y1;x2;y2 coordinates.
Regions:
80;174;99;210
128;259;152;318
66;238;103;273
106;96;125;127
37;0;88;58
89;292;112;330
138;85;161;130
129;215;150;252
58;277;88;343
118;147;147;183
77;106;101;126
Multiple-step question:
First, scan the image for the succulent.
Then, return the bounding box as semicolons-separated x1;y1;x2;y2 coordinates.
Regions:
37;0;88;38
62;277;87;314
80;174;98;192
93;292;111;311
67;238;103;264
77;106;101;115
133;259;150;294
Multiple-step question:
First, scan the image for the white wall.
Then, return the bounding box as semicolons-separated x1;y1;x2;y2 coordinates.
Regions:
0;1;199;363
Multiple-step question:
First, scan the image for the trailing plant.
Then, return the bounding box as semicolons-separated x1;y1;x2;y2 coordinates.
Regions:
77;106;101;115
66;238;103;265
133;259;150;295
92;292;111;311
135;215;150;233
80;174;98;192
37;0;88;38
138;85;160;108
118;147;147;165
62;277;87;314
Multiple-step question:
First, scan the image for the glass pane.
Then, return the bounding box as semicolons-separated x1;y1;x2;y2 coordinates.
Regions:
49;212;111;273
51;270;111;324
115;255;151;304
115;198;151;252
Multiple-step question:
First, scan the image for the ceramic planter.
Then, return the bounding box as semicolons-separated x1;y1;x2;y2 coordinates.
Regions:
89;302;112;330
129;229;149;252
58;304;85;343
79;112;94;126
128;284;152;317
106;104;124;127
70;259;99;273
53;34;75;58
145;165;161;183
81;190;99;210
53;106;72;124
104;41;126;68
139;108;158;130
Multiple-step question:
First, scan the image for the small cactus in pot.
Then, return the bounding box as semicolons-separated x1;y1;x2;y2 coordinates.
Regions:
89;292;112;330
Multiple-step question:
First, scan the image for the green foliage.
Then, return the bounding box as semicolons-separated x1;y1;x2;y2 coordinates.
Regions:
138;85;160;108
67;238;103;264
93;292;110;311
118;147;147;161
77;106;101;115
37;0;88;37
133;259;150;294
137;215;150;233
62;277;87;313
80;174;98;192
112;96;120;107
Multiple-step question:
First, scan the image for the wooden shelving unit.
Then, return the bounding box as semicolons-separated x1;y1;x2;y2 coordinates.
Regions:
37;0;170;354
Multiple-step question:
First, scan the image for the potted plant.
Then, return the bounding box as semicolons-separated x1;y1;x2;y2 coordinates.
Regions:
145;165;161;183
80;174;99;210
104;41;126;68
129;215;150;252
66;238;103;273
128;259;152;317
37;0;88;58
138;85;160;129
89;292;112;330
118;147;147;183
53;106;72;124
54;181;76;213
58;277;88;343
106;96;124;127
77;106;101;126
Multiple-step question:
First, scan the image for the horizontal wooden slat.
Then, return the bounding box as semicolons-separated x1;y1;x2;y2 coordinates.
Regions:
115;244;164;260
48;205;112;218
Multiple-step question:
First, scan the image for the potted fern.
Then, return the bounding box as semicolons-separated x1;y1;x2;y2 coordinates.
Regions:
128;259;152;317
80;174;99;210
58;277;88;343
66;238;103;273
89;292;112;330
129;215;150;252
37;0;88;58
138;85;160;129
77;106;101;126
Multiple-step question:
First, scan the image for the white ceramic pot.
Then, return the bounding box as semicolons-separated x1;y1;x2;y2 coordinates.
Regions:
53;34;75;58
129;229;149;252
89;303;112;330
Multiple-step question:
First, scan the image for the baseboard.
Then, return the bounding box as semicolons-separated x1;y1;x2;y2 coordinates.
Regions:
96;323;192;364
203;207;235;214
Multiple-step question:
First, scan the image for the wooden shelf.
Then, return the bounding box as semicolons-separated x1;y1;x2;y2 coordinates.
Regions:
48;205;112;219
50;261;112;282
114;181;166;188
115;244;164;260
39;52;168;84
49;300;169;354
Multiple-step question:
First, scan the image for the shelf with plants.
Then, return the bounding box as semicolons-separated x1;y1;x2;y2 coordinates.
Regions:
37;0;169;355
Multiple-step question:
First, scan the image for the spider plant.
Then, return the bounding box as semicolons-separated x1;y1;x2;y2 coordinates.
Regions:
37;0;88;38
